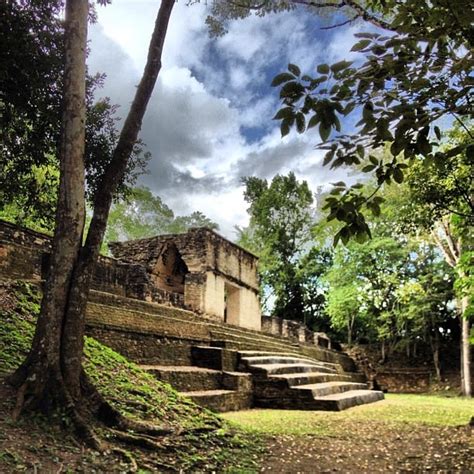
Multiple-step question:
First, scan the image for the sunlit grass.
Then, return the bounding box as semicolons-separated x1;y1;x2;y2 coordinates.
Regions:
222;394;473;436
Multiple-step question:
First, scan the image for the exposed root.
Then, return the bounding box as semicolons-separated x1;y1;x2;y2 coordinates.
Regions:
11;381;27;421
111;447;138;472
108;428;170;451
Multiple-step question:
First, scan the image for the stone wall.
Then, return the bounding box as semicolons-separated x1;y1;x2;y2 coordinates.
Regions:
346;343;473;393
0;220;183;307
261;315;331;349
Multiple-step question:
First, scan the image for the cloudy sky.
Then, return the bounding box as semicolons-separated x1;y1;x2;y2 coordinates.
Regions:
88;1;366;237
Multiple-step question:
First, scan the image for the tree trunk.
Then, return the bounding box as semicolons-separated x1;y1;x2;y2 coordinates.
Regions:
61;0;175;393
432;224;471;398
460;296;472;397
9;0;176;443
429;330;441;381
8;0;88;408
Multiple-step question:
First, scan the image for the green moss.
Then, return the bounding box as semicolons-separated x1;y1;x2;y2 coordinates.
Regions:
0;281;263;472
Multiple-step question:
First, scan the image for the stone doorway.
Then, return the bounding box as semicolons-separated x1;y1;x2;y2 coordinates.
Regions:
152;242;189;294
224;282;240;326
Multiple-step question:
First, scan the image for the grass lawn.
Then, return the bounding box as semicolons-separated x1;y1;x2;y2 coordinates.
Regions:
222;394;474;437
222;394;473;472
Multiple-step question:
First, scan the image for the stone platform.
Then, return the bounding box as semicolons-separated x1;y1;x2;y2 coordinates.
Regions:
84;290;384;412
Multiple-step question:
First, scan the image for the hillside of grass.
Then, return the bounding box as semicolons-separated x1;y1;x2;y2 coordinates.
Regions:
0;280;263;472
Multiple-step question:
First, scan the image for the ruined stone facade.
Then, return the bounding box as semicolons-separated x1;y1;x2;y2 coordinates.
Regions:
0;220;261;331
109;228;262;331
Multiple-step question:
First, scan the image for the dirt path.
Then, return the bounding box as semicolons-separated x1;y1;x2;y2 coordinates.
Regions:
260;422;473;473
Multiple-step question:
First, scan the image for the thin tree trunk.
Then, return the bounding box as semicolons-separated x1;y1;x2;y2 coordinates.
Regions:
9;1;177;445
60;0;175;395
429;331;441;381
460;296;472;397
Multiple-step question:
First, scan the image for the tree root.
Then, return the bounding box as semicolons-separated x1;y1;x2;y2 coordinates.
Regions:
111;447;138;472
11;381;27;421
9;367;175;453
108;428;172;452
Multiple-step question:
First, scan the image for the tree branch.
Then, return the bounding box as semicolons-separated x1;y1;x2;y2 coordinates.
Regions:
320;15;358;30
431;229;456;268
441;218;460;264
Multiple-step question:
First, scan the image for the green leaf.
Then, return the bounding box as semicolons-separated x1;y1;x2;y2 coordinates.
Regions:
356;144;365;158
361;164;376;172
317;64;330;74
271;72;295;87
295;113;306;133
323;149;335;166
272;107;294;121
280;81;305;100
351;39;371;51
281;121;290;137
319;123;331;142
466;144;474;162
307;113;321;129
331;60;353;74
393;167;404;183
354;32;380;39
288;63;301;77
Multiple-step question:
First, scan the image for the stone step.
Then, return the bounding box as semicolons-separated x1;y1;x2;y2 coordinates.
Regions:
311;389;385;411
207;322;304;346
89;290;202;322
293;381;369;397
241;355;338;370
180;389;253;413
270;371;365;387
141;365;223;391
210;328;299;349
86;301;211;342
249;363;337;375
212;339;299;354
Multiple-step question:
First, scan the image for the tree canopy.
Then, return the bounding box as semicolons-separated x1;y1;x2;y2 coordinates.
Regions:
270;0;473;242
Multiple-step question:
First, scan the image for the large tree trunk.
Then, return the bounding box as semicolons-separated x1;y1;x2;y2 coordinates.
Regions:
8;0;88;409
9;0;176;445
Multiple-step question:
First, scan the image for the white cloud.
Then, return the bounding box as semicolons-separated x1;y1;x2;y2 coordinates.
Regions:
88;3;366;238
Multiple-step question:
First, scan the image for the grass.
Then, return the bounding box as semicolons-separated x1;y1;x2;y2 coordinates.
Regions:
0;280;264;472
222;394;474;437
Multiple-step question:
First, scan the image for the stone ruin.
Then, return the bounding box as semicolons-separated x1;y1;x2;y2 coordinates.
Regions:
109;228;262;331
0;219;385;412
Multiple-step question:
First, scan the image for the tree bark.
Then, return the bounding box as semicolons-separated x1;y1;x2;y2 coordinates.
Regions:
429;330;441;381
9;0;88;406
61;0;175;395
432;224;471;398
460;296;472;397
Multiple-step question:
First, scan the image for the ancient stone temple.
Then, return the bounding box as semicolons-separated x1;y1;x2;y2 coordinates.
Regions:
0;219;385;412
109;228;262;331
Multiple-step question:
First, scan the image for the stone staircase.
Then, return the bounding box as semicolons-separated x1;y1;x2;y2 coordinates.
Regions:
140;364;253;412
238;351;384;411
83;290;384;413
